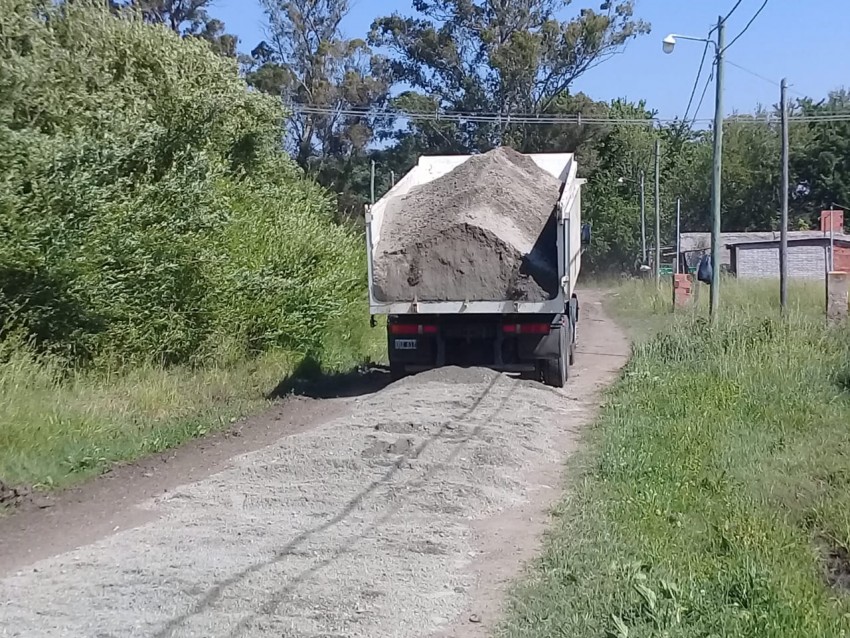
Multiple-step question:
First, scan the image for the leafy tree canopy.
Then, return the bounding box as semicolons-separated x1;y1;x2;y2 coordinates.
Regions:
370;0;650;150
111;0;238;55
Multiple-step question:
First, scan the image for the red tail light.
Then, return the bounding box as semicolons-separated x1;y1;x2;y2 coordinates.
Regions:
390;324;417;335
389;324;438;335
502;323;551;335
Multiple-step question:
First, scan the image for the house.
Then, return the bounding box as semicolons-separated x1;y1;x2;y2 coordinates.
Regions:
679;210;850;278
726;236;850;279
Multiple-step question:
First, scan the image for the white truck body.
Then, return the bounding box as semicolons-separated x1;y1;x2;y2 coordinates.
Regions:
365;152;584;315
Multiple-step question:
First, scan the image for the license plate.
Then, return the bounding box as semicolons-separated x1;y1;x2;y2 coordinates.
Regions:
394;339;417;350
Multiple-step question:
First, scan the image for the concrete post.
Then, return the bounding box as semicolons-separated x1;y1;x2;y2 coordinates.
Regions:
826;271;849;323
709;16;725;322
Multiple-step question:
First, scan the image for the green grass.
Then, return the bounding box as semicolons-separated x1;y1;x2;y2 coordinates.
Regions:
501;279;850;638
609;276;828;331
0;319;385;491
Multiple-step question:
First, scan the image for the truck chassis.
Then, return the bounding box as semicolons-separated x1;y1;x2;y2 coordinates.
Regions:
385;296;578;388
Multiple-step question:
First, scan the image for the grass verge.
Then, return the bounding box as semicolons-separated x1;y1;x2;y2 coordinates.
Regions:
501;279;850;637
0;317;385;492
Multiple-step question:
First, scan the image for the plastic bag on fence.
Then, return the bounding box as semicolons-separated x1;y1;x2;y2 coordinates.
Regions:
697;254;713;284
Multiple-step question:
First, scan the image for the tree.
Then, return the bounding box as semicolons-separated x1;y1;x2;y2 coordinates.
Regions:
112;0;238;56
369;0;650;151
247;0;392;170
129;0;210;31
716;115;783;232
576;100;661;271
0;0;365;365
792;90;850;224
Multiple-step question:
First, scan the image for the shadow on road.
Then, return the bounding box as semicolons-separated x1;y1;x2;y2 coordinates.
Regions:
268;355;394;400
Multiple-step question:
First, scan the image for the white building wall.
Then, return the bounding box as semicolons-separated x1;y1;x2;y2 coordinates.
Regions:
736;245;827;279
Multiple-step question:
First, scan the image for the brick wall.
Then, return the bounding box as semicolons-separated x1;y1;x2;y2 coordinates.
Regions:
736;245;827;279
821;210;844;233
835;246;850;273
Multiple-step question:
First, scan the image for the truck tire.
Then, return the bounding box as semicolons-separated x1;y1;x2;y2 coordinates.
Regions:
568;322;576;366
569;295;578;366
389;361;407;382
541;328;568;388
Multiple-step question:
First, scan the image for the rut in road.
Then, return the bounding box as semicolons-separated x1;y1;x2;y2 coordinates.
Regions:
0;293;629;638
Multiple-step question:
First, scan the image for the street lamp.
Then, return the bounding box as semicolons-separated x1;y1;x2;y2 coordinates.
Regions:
617;173;647;264
661;33;713;54
662;19;726;321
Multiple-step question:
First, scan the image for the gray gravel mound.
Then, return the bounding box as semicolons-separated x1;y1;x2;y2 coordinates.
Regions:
0;368;587;638
373;147;563;303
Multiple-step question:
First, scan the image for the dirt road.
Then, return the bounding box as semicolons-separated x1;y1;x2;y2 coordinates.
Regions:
0;291;629;638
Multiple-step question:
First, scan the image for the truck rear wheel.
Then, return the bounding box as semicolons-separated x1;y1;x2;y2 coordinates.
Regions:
389;361;407;381
540;328;568;388
568;322;576;366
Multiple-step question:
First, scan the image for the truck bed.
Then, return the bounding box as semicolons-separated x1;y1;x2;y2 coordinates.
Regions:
366;152;584;316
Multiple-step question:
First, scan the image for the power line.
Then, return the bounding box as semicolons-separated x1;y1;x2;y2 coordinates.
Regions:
723;0;746;21
690;69;715;128
726;59;780;87
679;0;769;125
683;40;711;123
726;59;808;99
290;103;850;126
725;0;770;51
291;105;665;125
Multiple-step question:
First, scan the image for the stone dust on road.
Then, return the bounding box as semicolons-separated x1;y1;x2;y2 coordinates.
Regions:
0;290;629;638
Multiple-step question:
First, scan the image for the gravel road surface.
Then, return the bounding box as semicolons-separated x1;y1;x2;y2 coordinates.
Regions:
0;291;628;638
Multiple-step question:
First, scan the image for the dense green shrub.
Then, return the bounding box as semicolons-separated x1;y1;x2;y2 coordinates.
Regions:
0;0;366;367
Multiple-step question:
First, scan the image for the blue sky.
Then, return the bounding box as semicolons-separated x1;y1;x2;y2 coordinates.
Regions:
214;0;849;120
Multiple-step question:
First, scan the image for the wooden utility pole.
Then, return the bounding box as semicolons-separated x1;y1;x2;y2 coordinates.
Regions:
655;139;661;286
779;78;789;312
640;171;647;264
709;16;726;322
676;198;682;274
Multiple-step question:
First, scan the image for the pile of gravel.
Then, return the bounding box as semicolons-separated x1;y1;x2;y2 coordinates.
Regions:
372;147;563;302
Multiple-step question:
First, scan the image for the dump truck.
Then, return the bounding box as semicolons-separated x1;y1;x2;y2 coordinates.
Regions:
365;148;586;387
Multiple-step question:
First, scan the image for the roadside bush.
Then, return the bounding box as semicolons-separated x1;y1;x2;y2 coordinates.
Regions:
0;0;366;368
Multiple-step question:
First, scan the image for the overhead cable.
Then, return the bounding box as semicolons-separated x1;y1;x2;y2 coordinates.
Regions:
683;40;712;123
289;104;850;126
725;0;771;51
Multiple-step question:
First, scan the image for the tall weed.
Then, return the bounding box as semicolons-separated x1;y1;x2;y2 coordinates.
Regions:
503;279;850;637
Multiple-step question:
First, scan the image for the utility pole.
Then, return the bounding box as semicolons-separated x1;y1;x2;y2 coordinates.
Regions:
640;171;647;264
779;78;789;313
830;213;835;271
655;139;661;286
709;16;726;321
676;198;682;274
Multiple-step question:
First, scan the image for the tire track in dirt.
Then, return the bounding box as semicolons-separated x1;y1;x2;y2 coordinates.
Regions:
0;290;629;638
155;373;507;638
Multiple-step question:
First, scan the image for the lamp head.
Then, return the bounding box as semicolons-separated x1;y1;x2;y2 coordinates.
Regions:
617;177;626;184
662;34;676;54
